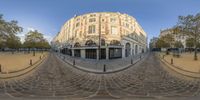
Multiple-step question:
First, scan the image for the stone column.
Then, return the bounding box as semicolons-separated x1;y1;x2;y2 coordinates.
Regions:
130;44;133;56
72;49;74;57
96;49;99;60
132;44;135;56
81;49;85;59
122;47;125;58
106;47;109;60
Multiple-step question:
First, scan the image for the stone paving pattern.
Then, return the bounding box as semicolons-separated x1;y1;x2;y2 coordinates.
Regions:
0;52;200;100
58;53;145;73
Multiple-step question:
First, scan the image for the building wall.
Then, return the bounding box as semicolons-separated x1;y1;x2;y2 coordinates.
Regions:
160;28;188;48
53;12;147;59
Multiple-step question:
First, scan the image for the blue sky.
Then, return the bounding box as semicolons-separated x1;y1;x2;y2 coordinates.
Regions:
0;0;200;43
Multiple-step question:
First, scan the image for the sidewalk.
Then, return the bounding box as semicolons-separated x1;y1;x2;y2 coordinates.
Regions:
56;52;146;73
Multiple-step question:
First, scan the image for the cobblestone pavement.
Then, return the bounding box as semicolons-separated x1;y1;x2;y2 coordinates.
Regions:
57;53;146;73
1;52;200;100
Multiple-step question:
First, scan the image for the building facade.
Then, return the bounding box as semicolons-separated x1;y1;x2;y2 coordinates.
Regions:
52;12;147;60
160;28;187;48
149;37;159;50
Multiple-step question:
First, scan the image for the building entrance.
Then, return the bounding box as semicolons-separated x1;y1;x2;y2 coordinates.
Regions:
99;49;106;59
86;49;97;59
109;48;122;59
74;49;81;57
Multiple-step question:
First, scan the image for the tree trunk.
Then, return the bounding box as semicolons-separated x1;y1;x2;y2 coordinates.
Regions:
28;48;30;54
194;47;198;60
33;49;35;56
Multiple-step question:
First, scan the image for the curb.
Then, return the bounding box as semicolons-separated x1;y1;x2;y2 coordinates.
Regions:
56;53;148;74
157;53;200;79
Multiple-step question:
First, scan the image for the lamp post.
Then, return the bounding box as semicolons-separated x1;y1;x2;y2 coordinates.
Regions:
98;14;102;60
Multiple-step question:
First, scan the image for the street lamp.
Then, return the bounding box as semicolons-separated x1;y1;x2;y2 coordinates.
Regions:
98;14;102;60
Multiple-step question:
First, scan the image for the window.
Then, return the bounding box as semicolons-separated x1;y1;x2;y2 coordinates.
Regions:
131;26;134;30
90;14;96;17
85;40;96;46
89;18;96;22
110;18;116;22
110;40;121;45
74;42;81;47
76;18;80;21
111;26;118;35
101;39;105;46
83;16;87;19
76;23;80;27
126;23;129;28
88;25;96;34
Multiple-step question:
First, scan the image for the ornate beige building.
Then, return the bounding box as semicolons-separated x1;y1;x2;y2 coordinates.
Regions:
52;12;147;60
160;28;187;48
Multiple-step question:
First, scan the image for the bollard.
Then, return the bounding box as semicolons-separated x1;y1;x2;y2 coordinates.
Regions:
0;64;1;72
40;56;41;60
163;55;165;59
171;58;173;64
30;59;32;66
131;58;133;64
103;64;106;72
73;60;75;66
140;55;142;60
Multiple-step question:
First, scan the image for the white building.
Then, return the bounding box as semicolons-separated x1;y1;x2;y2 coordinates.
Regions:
160;28;187;48
149;37;159;49
52;12;147;60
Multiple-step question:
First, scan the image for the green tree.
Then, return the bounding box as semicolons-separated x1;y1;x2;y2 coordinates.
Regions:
156;39;170;48
0;34;4;48
175;13;200;60
186;38;194;48
174;41;184;48
0;14;23;49
23;30;50;56
6;34;22;53
161;34;175;48
197;42;200;48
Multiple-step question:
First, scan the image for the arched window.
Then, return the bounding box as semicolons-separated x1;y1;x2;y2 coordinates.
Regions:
85;40;97;46
74;42;81;47
110;40;121;46
125;43;131;57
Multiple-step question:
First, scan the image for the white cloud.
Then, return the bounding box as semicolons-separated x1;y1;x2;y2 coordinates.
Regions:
16;27;53;43
27;27;36;31
44;35;53;43
17;33;25;43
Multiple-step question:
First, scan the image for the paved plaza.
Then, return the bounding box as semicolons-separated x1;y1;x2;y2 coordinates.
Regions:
1;52;200;100
0;52;48;73
158;52;200;78
162;52;200;73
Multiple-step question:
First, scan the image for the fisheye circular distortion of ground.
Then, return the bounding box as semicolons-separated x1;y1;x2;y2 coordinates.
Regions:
1;0;200;100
